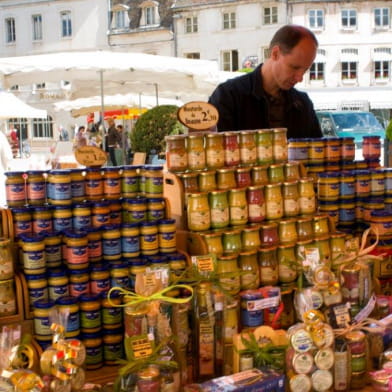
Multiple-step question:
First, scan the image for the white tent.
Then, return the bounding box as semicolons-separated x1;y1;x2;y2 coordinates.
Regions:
54;93;183;117
0;50;222;102
0;90;47;119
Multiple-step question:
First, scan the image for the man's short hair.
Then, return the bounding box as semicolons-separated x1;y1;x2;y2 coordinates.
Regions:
269;24;318;54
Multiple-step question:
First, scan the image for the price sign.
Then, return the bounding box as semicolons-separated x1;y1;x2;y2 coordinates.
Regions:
74;146;107;167
129;335;153;359
177;101;219;131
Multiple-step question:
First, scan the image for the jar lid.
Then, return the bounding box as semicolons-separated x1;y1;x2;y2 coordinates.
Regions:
371;210;391;218
64;229;87;238
55;295;79;305
33;206;52;212
147;255;168;264
103;167;120;172
123;165;142;170
50;169;71;175
11;207;31;213
166;252;186;261
86;167;102;172
318;172;340;178
80;332;102;339
20;233;45;242
73;202;92;209
147;197;165;203
53;205;71;210
27;170;46;175
34;299;55;309
110;261;128;270
47;268;67;278
25;273;47;280
140;221;158;227
158;218;175;225
79;294;101;302
69;268;89;275
288;138;310;142
127;198;147;204
341;137;355;142
91;263;109;272
102;224;121;231
92;201;110;207
121;223;140;229
5;171;24;176
126;258;148;267
143;165;163;171
356;169;370;175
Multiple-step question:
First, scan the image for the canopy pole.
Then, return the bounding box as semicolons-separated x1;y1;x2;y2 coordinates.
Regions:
154;83;159;106
99;70;106;152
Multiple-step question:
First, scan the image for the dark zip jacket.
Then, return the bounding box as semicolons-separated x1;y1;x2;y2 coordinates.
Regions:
208;64;322;139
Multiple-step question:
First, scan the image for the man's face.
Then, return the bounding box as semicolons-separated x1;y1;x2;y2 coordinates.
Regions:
270;37;317;90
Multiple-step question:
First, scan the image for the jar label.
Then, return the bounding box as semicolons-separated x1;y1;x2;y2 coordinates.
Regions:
28;287;48;305
284;199;299;215
23;250;45;269
257;145;273;161
81;310;101;328
240;147;257;163
159;232;176;248
122;237;140;253
90;278;110;294
88;240;102;258
140;234;158;250
211;208;229;224
33;219;52;233
103;239;121;256
230;206;248;223
189;211;210;231
225;149;240;165
71;181;85;197
34;316;51;335
54;217;72;232
104;178;121;193
86;180;103;195
15;221;32;236
248;203;265;220
273;145;288;161
28;182;46;200
299;197;316;214
49;284;69;301
260;266;278;285
68;245;88;264
168;153;188;170
266;201;283;219
6;183;25;201
70;282;89;297
73;215;92;229
206;150;224;167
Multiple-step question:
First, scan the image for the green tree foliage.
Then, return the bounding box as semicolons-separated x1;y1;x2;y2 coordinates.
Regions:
130;105;185;154
386;118;392;141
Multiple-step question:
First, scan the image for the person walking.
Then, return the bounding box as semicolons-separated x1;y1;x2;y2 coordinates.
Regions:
107;117;121;166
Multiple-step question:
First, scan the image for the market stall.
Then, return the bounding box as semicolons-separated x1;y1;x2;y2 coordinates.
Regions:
0;102;391;391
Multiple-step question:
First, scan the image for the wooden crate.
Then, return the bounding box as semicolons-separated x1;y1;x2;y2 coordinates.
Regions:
19;272;34;320
164;171;187;229
0;273;25;326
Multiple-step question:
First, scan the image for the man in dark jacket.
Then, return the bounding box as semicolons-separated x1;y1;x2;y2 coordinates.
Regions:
209;24;322;139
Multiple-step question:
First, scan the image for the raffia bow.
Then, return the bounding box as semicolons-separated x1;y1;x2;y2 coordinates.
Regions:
334;317;385;337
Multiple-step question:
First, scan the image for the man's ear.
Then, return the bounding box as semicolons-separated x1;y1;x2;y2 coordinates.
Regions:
270;45;280;61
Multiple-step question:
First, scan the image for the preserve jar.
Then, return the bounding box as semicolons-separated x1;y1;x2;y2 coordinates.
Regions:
278;219;298;244
308;138;325;163
325;138;341;162
198;170;216;192
259;222;279;247
284;161;301;181
103;167;121;199
239;250;260;290
216;168;237;190
298;178;316;215
341;137;355;161
239;130;257;166
256;129;273;165
121;165;140;197
265;183;283;220
223;132;240;166
241;225;261;250
217;254;241;295
288;138;309;161
247;185;265;223
268;163;285;184
282;181;299;217
186;192;210;231
5;171;26;207
236;167;252;188
85;168;103;201
317;172;340;202
222;229;242;254
340;171;356;200
363;136;381;160
200;231;223;256
70;169;85;202
187;133;206;170
178;172;199;194
251;165;269;186
272;128;288;163
258;246;278;286
209;190;229;229
27;170;46;205
277;243;298;283
205;133;225;169
165;135;188;172
229;188;248;226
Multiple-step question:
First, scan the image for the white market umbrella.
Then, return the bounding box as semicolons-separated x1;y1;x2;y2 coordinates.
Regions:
0;90;47;119
0;50;221;102
54;92;183;117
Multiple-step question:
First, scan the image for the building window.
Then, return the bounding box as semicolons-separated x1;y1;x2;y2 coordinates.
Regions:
223;12;236;30
185;17;198;33
341;9;357;28
374;8;390;28
32;14;42;41
139;1;160;27
185;52;200;59
5;18;16;43
222;50;239;71
33;116;53;139
60;11;72;37
310;63;325;81
113;10;127;29
263;7;278;25
308;9;324;29
374;61;389;79
341;62;357;80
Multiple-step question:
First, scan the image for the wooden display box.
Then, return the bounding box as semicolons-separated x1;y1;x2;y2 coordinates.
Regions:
0;273;25;326
19;272;34;320
164;171;187;229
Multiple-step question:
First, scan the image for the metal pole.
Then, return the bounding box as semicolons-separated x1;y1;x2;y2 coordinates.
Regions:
99;70;106;151
154;83;159;106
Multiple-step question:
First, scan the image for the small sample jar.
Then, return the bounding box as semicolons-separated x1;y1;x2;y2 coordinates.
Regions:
103;167;121;199
165;134;188;172
47;268;69;301
205;133;225;169
85;168;103;201
216;168;237;190
341;137;355;161
47;169;72;205
317;172;340;202
73;202;92;230
90;263;110;295
186;192;210;232
102;224;122;261
70;169;85;202
223;132;240;167
187;133;206;170
140;221;159;255
239;130;257;166
229;188;248;226
147;197;166;222
5;171;26;207
127;197;147;223
256;129;273;165
27;170;46;205
209;190;229;229
197;170;216;193
325;138;341;162
121;165;140;197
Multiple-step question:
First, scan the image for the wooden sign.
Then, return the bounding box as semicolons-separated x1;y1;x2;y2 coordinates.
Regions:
75;146;107;167
177;101;219;130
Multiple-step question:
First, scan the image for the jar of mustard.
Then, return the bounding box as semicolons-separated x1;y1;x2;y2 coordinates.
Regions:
251;165;269;186
317;172;340;202
91;201;111;228
121;165;140;197
279;219;298;244
5;171;26;207
32;205;53;234
298;178;316;215
47;169;72;205
341;137;355;161
187;133;206;170
47;268;69;301
85;168;103;201
198;170;216;192
268;163;285;184
239;130;257;166
236;167;252;188
216;168;237;190
80;294;102;332
229;188;248;226
158;218;176;253
27;170;46;205
52;205;72;232
277;243;298;283
143;165;164;198
70;169;85;202
0;238;14;280
69;268;90;297
265;183;283;220
296;216;314;241
103;167;121;199
241;225;261;250
222;229;242;254
260;222;279;247
72;202;92;230
223;132;240;167
86;227;102;263
205;133;225;169
216;254;241;295
21;233;46;272
64;229;89;268
258;246;279;286
272;128;288;163
187;192;210;231
165;135;188;172
11;207;32;237
308;138;325;163
90;263;110;295
102;224;121;261
178;172;199;194
239;250;260;290
127;197;147;223
121;223;140;258
256;129;273;165
282;181;299;218
56;295;80;336
140;221;159;255
200;231;223;256
209;190;229;229
284;161;301;182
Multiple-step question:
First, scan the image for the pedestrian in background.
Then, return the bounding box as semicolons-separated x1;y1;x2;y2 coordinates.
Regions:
107;117;121;166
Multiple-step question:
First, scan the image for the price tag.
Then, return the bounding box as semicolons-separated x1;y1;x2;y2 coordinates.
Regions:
129;335;153;359
192;255;215;273
177;101;219;131
74;146;107;167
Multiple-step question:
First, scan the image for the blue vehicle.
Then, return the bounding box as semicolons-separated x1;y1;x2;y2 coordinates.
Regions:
316;111;385;145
